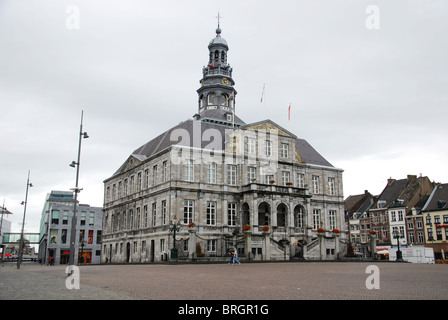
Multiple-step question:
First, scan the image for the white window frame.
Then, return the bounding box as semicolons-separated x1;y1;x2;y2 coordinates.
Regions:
207;201;216;225
184;160;194;182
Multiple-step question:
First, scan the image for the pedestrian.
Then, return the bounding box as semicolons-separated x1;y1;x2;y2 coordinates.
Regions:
232;248;240;265
227;249;234;264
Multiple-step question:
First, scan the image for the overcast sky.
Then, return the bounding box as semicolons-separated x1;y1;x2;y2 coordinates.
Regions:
1;0;447;233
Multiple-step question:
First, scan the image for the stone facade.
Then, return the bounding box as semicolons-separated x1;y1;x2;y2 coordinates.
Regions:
101;26;345;263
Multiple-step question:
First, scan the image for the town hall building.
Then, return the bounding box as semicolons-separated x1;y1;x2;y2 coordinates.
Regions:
101;24;345;263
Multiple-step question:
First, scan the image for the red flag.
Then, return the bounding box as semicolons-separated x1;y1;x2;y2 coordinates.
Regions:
288;104;291;120
210;61;214;68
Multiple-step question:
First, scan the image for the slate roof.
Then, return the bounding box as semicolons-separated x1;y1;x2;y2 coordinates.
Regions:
345;191;375;219
422;183;448;212
373;178;409;209
111;115;335;178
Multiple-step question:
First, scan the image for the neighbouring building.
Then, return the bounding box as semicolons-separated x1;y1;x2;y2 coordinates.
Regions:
101;25;345;263
344;190;376;255
422;183;448;260
38;191;103;265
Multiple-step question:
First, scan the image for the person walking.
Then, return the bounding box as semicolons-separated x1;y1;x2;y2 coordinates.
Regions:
232;248;241;265
228;249;234;264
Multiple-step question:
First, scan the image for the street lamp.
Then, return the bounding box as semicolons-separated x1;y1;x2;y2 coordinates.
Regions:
393;229;404;262
169;216;181;261
17;170;33;269
68;111;89;268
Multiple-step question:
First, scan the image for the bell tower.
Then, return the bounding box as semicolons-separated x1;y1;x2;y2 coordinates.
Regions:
197;21;237;116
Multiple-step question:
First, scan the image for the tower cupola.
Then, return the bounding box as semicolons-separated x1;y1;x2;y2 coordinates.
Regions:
197;24;237;117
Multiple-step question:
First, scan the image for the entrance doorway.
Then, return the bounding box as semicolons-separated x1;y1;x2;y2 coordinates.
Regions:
126;242;131;262
150;240;155;262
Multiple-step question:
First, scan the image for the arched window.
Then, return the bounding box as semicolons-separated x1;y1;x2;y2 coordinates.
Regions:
277;203;288;227
221;51;225;62
199;94;205;109
294;205;305;228
221;94;228;106
242;203;250;226
258;202;270;226
208;93;216;106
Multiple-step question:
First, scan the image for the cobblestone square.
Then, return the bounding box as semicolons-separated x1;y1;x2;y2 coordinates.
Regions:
1;261;448;301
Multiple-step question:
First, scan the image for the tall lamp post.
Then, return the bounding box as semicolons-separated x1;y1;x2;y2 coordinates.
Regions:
169;216;181;261
68;111;89;268
17;170;33;269
393;229;404;262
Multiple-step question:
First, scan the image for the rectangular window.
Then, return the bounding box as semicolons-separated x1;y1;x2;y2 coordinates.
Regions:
89;212;95;226
162;200;167;225
417;231;424;243
61;229;67;244
143;205;148;228
153;165;158;185
281;143;288;158
136;207;141;229
163;161;168;182
265;174;274;184
329;210;336;230
207;162;217;184
227;165;236;185
408;232;415;244
281;171;290;186
144;169;149;188
130;176;134;194
137;172;142;191
151;203;157;227
51;210;60;225
297;173;305;188
207;201;216;225
312;176;320;194
185;160;194;182
247;138;256;154
266;140;272;157
80;211;86;225
313;209;321;230
436;228;442;241
88;230;94;244
247;167;256;183
207;239;217;252
328;177;335;195
63;210;69;225
184;200;194;224
391;212;396;222
228;203;236;226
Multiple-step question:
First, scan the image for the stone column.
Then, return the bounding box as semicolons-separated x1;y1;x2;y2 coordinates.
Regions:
244;231;252;261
